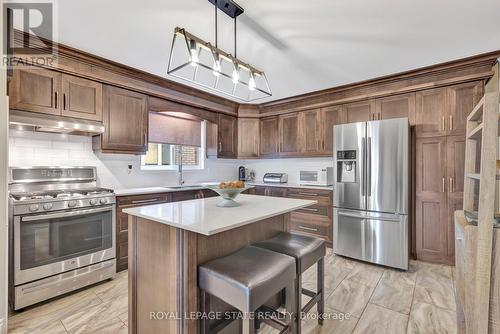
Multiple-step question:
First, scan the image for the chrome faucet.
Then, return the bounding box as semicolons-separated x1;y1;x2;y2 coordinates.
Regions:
178;145;184;187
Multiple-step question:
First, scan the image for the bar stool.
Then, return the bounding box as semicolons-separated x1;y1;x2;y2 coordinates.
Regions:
198;245;297;334
253;233;326;332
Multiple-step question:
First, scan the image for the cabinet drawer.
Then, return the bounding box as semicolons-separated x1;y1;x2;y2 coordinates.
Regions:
117;193;170;206
296;205;329;217
290;220;329;239
287;188;331;206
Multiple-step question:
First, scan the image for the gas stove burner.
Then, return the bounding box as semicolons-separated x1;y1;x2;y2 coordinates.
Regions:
56;192;84;198
16;194;54;201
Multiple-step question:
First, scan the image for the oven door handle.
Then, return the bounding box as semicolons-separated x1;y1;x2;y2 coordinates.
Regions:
21;206;112;222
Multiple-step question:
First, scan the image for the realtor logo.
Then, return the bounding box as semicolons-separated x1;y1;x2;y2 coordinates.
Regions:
2;0;58;68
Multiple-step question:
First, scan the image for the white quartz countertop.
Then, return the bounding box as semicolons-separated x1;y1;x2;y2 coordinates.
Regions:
114;185;211;196
123;194;316;236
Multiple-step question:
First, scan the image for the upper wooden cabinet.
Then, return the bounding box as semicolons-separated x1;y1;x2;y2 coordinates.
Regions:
279;112;302;156
260;117;279;158
302;109;322;153
237;118;259;158
61;74;103;121
97;85;148;154
344;100;374;123
446;81;484;136
416;88;447;138
217;114;237;158
321;105;345;154
373;93;416;124
9;67;61;115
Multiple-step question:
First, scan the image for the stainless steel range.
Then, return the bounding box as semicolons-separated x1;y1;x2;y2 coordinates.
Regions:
8;166;116;310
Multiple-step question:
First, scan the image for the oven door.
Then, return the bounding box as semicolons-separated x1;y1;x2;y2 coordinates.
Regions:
14;205;115;285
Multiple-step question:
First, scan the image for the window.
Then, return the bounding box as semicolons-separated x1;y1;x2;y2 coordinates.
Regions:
141;120;206;170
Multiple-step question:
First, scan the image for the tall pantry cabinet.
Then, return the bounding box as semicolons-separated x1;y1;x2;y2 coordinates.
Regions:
415;81;483;264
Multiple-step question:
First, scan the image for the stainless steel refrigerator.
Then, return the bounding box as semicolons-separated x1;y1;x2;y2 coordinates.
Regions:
333;117;409;270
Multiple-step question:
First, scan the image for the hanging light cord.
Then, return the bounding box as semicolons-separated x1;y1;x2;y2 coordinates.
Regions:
214;0;218;48
234;17;237;58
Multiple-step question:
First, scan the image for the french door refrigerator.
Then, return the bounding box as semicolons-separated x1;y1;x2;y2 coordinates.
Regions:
333;117;409;270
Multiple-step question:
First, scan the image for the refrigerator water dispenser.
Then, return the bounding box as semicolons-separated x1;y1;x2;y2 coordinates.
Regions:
337;150;356;183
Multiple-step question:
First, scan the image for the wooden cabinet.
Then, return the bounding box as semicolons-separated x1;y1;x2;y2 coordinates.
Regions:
61;74;103;121
9;67;61;115
302;109;322;153
253;185;287;197
373;92;415;124
206;121;218;158
415;135;465;264
116;192;171;272
321;105;344;154
97;85;148;154
416;88;447;138
344;100;374;123
218;114;237;158
446;82;484;136
237;118;259;158
279;112;302;156
260;117;279;158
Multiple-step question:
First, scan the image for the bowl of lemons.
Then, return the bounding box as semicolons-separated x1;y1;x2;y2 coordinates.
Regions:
204;181;253;207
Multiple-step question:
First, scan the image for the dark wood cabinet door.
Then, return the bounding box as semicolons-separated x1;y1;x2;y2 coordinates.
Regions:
302;109;321;154
374;93;416;124
218;114;237;158
447;135;466;196
171;190;197;202
9;67;61;115
254;186;267;196
279;112;302;156
61;74;103;121
268;187;287;197
101;85;148;154
237;118;259;158
116;209;129;272
101;86;148;154
447;81;484;136
415;88;447;138
260;117;279;157
344;101;373;123
321;105;344;154
206;121;218;158
415;137;448;263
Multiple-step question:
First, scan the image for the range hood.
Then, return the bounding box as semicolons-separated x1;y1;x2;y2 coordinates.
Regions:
9;110;105;136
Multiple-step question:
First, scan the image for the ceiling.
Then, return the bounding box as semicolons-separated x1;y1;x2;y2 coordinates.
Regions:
53;0;500;103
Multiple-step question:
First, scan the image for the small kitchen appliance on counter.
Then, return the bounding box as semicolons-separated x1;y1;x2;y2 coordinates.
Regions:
238;166;247;181
263;173;288;184
298;167;334;186
8;166;116;310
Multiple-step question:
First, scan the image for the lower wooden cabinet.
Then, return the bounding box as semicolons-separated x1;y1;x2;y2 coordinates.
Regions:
252;186;333;245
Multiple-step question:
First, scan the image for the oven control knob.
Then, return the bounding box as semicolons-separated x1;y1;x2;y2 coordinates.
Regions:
43;203;53;210
29;204;39;212
99;198;108;205
89;198;98;206
68;200;77;208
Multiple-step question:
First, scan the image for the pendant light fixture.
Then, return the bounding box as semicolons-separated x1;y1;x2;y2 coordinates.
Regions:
167;0;272;101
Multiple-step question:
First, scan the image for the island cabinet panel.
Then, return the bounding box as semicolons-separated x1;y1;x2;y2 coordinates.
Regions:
237;118;260;158
217;113;238;158
9;67;61;115
96;85;148;154
373;92;416;124
61;74;103;121
116;193;171;272
321;105;345;154
260;116;279;157
344;100;374;123
279;112;302;156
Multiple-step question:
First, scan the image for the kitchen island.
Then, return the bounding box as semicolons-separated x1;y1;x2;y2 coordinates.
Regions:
124;194;316;334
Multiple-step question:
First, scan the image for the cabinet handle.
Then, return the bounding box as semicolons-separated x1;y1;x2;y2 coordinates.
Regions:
449;115;453;131
131;198;159;204
442;116;445;132
301;207;319;212
63;93;66;110
442;178;446;193
378;112;382;120
54;92;58;109
297;225;318;232
449;177;454;193
218;142;222;152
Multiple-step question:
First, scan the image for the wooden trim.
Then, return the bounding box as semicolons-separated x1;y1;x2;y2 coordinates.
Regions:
128;215;138;334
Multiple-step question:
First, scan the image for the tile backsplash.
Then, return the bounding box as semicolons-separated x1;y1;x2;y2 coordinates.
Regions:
8;130;239;190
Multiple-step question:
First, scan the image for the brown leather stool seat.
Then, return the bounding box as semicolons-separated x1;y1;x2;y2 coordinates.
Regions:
253;233;326;333
198;245;296;333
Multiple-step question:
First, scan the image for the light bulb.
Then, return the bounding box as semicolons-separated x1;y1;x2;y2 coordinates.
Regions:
232;64;239;84
189;40;198;66
248;73;256;91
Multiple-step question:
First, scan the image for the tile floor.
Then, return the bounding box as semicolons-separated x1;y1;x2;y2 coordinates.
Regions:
8;249;458;334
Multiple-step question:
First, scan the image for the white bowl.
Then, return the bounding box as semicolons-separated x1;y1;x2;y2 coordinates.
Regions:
205;185;253;207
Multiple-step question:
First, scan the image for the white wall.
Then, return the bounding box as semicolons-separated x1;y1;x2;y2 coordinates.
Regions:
241;157;334;184
9;130;239;189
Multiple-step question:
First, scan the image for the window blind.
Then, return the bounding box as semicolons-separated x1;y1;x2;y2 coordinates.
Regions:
149;112;202;147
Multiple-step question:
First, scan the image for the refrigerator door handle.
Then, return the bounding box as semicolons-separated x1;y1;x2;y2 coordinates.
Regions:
367;136;372;197
361;137;366;197
338;211;401;222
